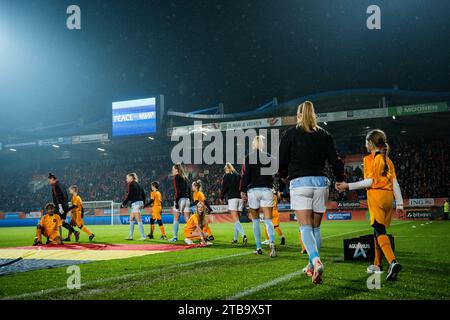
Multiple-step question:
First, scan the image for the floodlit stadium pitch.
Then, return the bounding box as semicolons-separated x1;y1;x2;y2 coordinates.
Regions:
0;221;449;300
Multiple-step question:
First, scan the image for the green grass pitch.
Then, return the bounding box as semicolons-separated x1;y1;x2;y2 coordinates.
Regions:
0;220;449;300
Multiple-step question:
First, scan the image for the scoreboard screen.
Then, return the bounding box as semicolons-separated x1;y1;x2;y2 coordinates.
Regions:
112;97;157;137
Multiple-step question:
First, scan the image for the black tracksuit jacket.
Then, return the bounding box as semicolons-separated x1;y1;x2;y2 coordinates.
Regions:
220;172;241;200
278;126;345;182
122;181;146;207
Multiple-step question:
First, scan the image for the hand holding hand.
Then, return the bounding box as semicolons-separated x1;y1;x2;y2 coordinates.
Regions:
396;204;405;219
335;182;349;193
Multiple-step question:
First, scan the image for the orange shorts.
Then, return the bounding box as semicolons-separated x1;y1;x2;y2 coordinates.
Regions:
70;212;84;227
367;189;394;227
152;206;162;220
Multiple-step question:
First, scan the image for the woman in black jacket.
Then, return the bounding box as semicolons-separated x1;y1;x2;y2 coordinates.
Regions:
278;101;345;285
169;164;191;242
48;173;79;241
220;162;247;245
122;173;147;240
240;135;277;258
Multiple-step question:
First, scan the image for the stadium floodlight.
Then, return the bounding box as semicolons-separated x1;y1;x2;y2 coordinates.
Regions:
9;148;17;152
52;144;60;148
97;147;106;152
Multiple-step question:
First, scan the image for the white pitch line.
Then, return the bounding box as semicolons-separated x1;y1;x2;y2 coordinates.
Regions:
1;251;252;300
226;269;305;300
225;220;412;300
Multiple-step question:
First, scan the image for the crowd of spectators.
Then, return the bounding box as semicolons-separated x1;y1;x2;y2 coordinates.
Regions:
0;136;448;212
390;139;449;199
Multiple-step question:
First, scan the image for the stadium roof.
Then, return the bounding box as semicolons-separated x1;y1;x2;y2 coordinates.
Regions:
2;88;449;150
167;88;450;125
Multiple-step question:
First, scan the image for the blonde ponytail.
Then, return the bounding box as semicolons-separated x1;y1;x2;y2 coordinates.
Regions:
297;101;318;133
192;179;203;192
252;135;265;151
224;162;237;174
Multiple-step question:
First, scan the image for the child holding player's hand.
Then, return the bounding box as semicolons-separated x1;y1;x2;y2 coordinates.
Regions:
336;129;404;281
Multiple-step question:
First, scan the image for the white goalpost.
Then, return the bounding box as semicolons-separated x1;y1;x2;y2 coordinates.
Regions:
81;200;118;225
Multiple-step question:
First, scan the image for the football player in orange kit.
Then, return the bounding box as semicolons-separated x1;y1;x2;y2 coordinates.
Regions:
146;181;167;240
336;129;404;281
33;203;63;245
184;202;212;245
191;180;214;241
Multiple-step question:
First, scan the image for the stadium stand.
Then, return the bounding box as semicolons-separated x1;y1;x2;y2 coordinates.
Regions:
0;136;448;212
1;89;449;213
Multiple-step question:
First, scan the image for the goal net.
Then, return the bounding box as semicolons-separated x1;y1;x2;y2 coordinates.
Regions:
79;201;120;225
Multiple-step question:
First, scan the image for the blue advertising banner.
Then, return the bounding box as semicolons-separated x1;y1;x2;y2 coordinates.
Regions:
0;214;180;227
326;212;352;220
119;214;183;225
4;213;21;219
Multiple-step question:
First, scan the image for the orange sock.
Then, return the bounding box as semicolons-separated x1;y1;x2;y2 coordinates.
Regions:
81;226;92;236
373;237;383;266
274;225;283;236
377;234;396;264
159;225;166;236
206;226;212;236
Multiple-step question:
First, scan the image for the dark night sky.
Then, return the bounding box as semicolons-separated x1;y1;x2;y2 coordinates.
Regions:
0;0;449;130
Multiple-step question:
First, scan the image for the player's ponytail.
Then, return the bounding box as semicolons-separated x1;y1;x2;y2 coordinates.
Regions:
193;180;202;192
366;129;390;178
380;142;390;177
252;135;265;151
224;162;237;174
297;101;319;133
